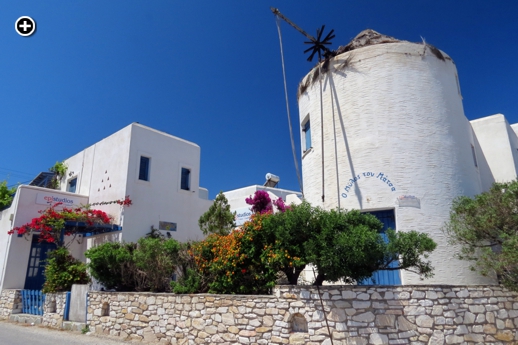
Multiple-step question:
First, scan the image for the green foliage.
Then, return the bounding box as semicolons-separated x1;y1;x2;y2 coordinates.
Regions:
198;191;236;235
307;209;436;284
145;226;165;239
444;179;518;291
84;242;137;291
81;325;90;334
49;161;68;177
134;237;180;292
85;237;180;292
190;202;437;293
0;180;17;210
49;161;67;189
171;268;201;294
170;242;208;294
43;247;89;293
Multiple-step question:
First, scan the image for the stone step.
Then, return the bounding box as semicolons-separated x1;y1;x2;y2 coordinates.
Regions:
9;313;43;325
62;321;87;332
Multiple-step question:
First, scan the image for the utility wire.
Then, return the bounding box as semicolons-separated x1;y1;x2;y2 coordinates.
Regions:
275;15;304;195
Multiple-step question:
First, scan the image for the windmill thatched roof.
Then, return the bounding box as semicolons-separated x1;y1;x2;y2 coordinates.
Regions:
335;29;401;54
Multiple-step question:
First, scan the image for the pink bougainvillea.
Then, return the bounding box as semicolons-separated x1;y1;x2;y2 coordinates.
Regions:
245;190;288;214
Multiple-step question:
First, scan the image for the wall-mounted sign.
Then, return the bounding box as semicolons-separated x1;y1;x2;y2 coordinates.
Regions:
234;207;253;226
36;193;83;207
397;195;421;208
342;172;397;199
159;221;177;231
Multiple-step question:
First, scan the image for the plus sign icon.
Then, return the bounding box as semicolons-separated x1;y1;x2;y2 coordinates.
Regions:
15;16;36;37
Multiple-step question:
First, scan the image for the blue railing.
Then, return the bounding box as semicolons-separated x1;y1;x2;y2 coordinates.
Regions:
21;290;45;315
21;290;72;319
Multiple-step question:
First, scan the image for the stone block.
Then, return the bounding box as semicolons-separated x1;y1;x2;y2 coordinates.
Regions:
369;333;388;345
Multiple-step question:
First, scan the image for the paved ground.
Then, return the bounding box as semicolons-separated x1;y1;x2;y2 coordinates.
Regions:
0;321;129;345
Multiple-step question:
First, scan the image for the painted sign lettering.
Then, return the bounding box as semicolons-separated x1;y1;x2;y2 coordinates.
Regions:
341;172;396;198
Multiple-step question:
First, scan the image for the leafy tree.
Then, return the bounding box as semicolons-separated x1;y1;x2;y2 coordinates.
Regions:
444;180;518;291
198;191;236;235
240;202;315;285
190;202;437;293
307;208;437;285
0;180;17;210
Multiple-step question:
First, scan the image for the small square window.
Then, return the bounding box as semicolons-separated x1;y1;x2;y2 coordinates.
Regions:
139;156;150;181
181;168;190;191
67;178;77;193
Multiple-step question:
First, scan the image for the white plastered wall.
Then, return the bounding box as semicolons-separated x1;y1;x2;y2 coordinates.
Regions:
471;114;518;184
61;124;133;226
121;124;212;243
298;41;493;285
0;186;88;289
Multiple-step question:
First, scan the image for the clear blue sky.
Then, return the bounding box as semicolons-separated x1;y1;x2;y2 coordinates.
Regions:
1;1;517;199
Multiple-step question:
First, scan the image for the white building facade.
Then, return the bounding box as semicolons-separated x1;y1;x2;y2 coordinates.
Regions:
298;30;518;285
0;123;212;290
224;185;302;226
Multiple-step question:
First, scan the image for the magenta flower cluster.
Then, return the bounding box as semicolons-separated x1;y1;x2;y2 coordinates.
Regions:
245;190;288;214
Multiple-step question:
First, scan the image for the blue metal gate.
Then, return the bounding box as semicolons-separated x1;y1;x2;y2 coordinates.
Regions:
21;290;45;315
359;209;401;285
24;235;56;290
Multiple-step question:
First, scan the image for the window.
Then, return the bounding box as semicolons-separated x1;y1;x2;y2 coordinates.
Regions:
303;120;311;152
471;144;478;168
67;178;77;193
181;168;190;191
139;156;150;181
455;74;461;96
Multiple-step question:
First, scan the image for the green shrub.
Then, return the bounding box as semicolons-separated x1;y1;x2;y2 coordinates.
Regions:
43;247;89;293
134;237;180;292
85;242;137;291
86;237;180;292
170;268;201;294
0;180;16;210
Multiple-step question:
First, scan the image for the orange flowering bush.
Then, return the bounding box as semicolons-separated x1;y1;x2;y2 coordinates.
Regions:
189;208;309;294
190;221;278;294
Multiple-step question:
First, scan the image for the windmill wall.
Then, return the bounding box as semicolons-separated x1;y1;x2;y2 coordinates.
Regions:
297;38;495;285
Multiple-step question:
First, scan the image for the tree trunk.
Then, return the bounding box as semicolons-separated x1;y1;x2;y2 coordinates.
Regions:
283;266;305;285
313;273;325;286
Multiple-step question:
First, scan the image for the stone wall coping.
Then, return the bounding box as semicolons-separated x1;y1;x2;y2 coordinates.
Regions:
276;284;502;289
88;291;279;299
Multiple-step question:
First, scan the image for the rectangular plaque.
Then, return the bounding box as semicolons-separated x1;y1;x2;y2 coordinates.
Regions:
159;221;177;231
397;195;421;208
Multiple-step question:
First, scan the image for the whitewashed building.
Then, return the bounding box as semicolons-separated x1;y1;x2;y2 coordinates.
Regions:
224;182;302;226
0;123;212;290
298;30;518;285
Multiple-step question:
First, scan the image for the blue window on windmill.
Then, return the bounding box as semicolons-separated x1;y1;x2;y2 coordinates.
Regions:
303;120;311;152
359;209;402;285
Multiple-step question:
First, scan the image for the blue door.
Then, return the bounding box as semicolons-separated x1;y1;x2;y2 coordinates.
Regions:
359;210;401;285
24;235;56;290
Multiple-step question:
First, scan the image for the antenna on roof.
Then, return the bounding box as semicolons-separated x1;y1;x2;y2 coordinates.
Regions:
270;7;336;62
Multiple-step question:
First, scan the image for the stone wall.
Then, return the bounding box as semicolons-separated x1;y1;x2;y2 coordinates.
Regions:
0;289;21;319
87;285;518;345
42;292;68;328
